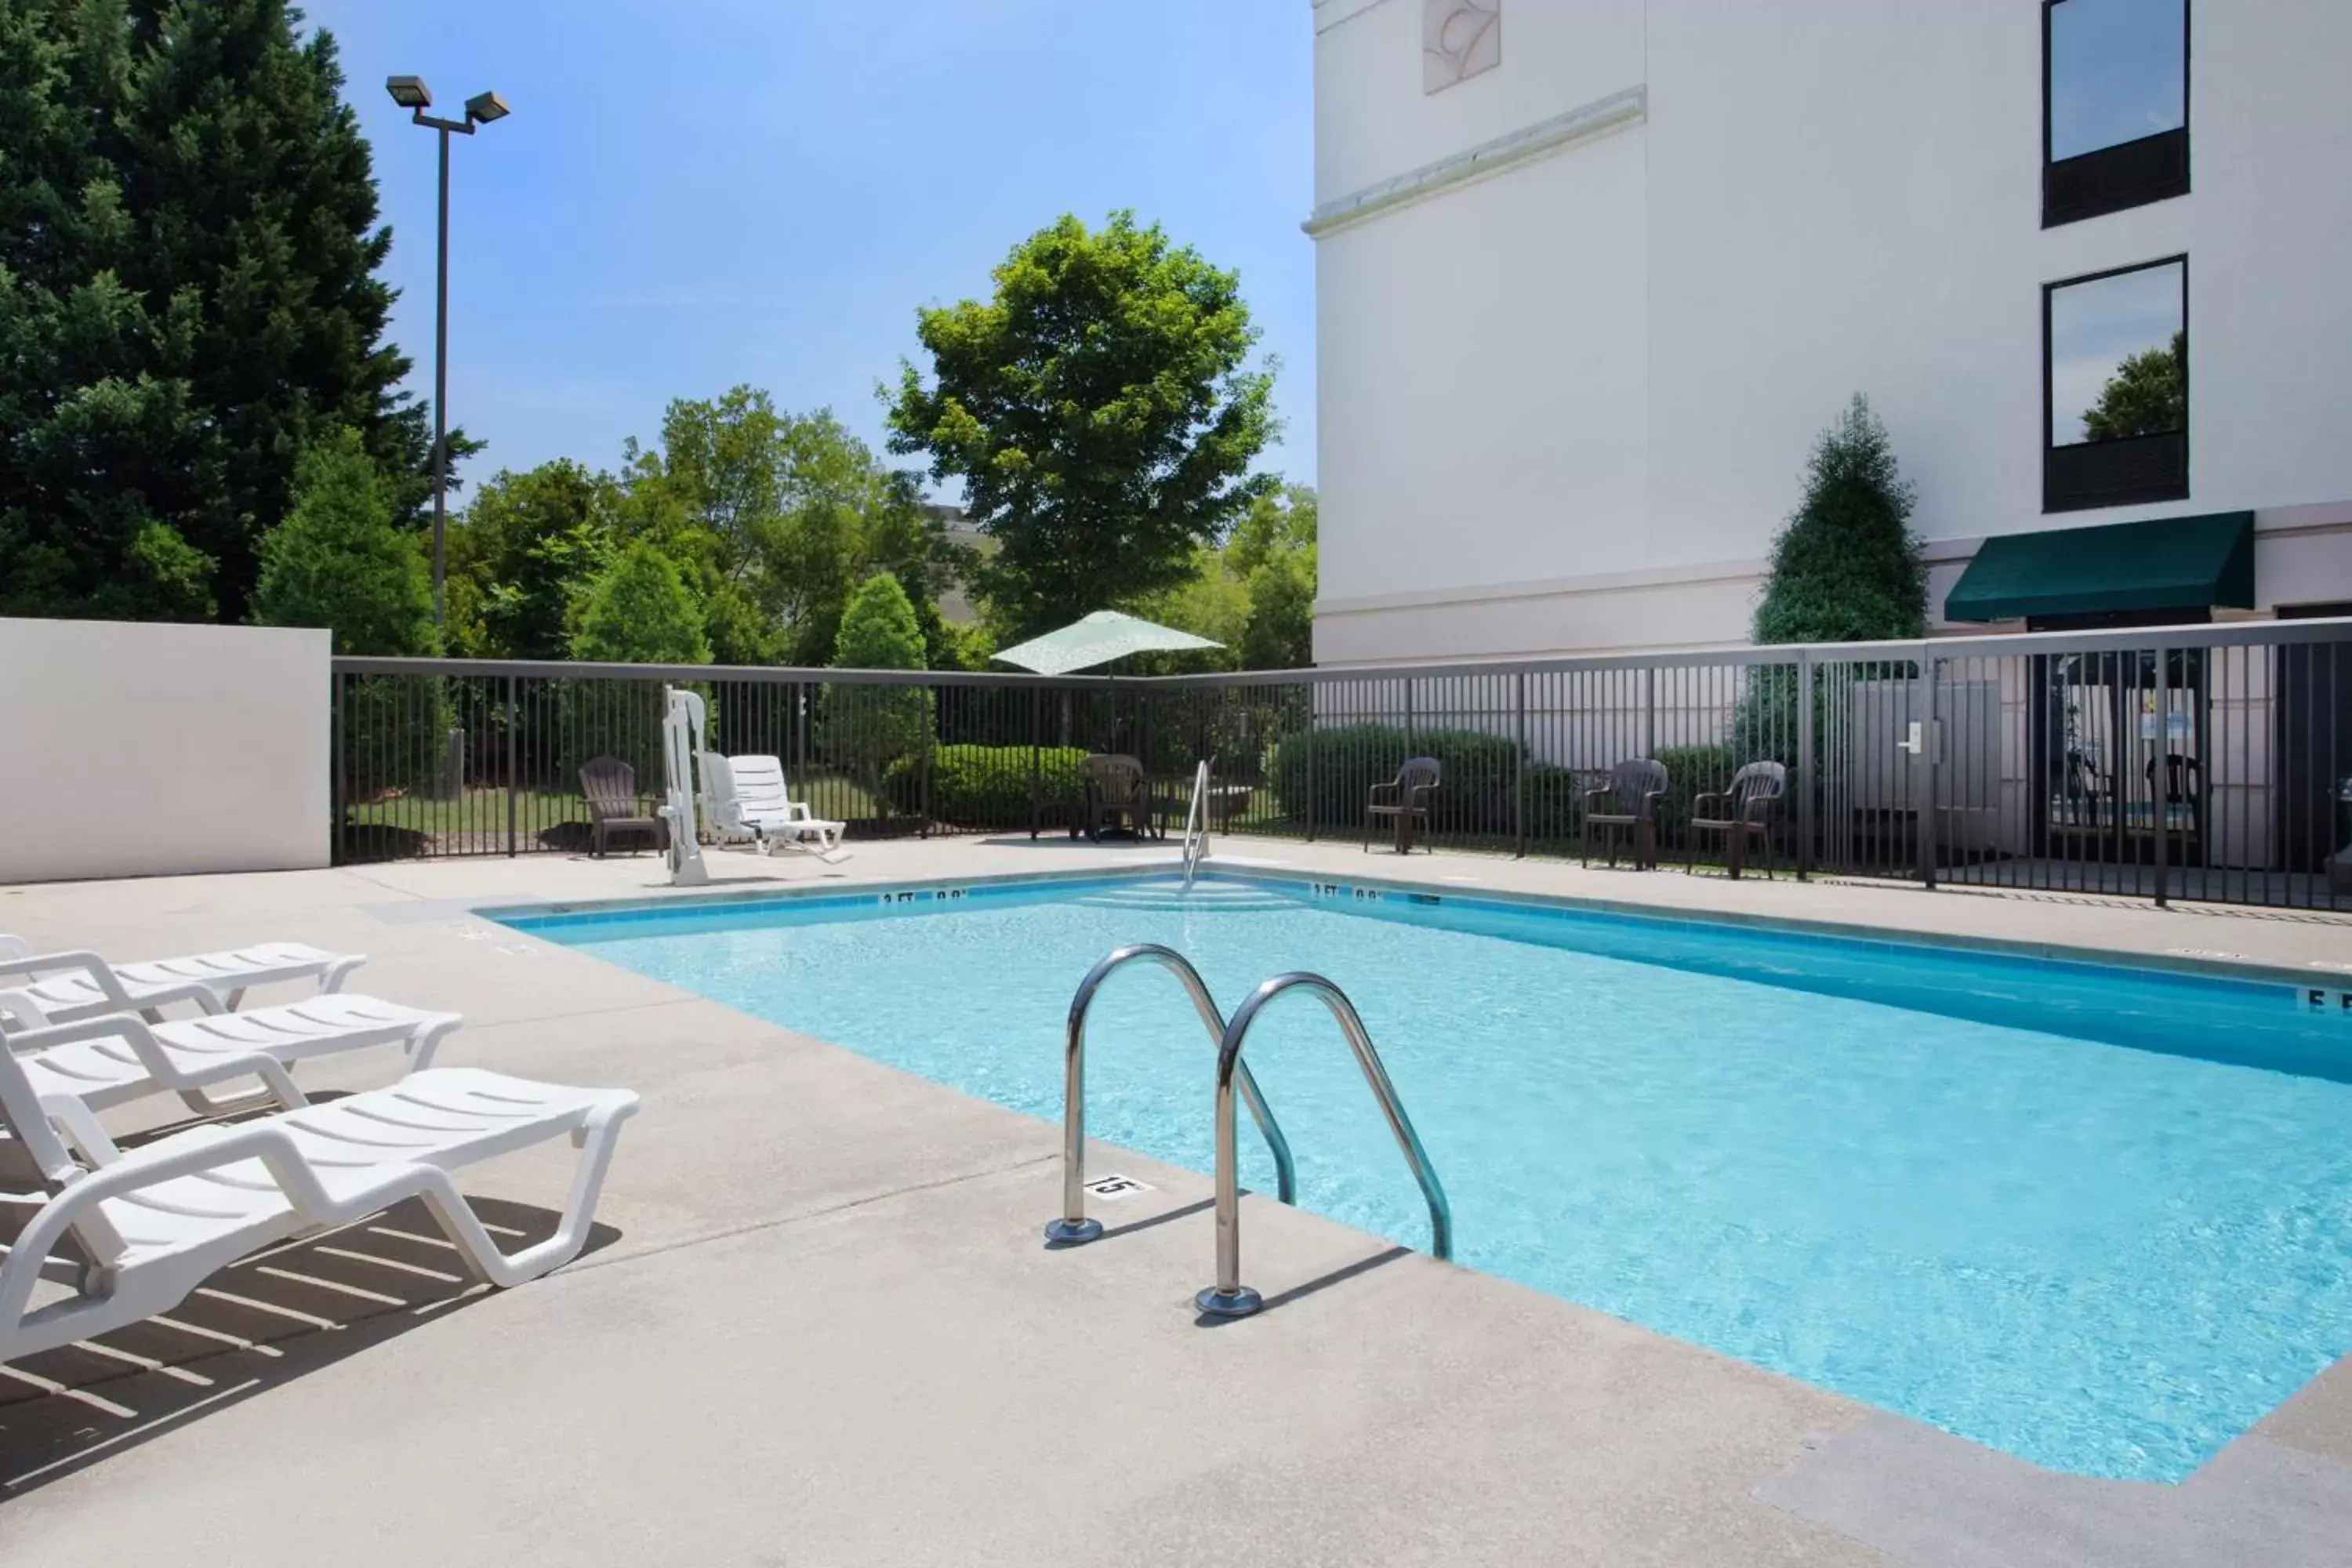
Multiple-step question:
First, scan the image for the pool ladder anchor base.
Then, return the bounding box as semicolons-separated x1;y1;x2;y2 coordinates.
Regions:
1194;1284;1263;1319
1041;1217;1103;1246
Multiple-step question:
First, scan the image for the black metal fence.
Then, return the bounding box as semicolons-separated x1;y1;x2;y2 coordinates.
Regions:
334;616;2352;910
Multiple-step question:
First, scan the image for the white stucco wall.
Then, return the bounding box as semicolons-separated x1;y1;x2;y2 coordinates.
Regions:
1311;0;2352;665
0;619;331;884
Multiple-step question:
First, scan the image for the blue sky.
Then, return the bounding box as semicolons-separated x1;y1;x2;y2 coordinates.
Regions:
300;0;1318;495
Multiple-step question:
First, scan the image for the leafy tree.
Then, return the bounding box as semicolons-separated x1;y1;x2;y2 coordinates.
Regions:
2082;332;2186;443
885;211;1278;642
571;543;710;665
1233;485;1316;670
1226;485;1317;579
1240;549;1316;670
620;390;961;664
1751;396;1926;645
445;460;616;659
927;619;996;673
0;0;441;622
252;427;434;655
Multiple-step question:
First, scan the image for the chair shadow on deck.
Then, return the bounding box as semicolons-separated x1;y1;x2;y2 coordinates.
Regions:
0;1189;622;1495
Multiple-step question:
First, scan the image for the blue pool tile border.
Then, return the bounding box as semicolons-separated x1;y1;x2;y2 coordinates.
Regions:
485;862;2351;1011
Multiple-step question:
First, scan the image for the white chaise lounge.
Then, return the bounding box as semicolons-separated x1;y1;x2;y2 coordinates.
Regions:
702;753;848;860
0;991;462;1118
0;1048;639;1365
0;936;365;1022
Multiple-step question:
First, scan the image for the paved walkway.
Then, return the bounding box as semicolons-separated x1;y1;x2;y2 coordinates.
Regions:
2;836;2347;1565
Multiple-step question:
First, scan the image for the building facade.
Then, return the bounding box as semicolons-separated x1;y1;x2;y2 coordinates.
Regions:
1308;0;2352;665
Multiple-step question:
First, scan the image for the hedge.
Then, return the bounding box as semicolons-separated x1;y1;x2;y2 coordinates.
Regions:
1263;724;1755;844
884;744;1091;829
1269;724;1574;838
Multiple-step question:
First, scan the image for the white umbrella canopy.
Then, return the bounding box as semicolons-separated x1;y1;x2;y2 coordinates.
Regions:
991;610;1221;676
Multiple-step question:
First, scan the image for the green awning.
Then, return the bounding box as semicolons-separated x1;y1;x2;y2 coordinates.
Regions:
1944;511;2256;623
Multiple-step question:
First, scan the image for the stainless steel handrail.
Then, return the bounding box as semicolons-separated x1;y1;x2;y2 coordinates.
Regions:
1196;973;1451;1318
1180;759;1211;887
1046;944;1297;1245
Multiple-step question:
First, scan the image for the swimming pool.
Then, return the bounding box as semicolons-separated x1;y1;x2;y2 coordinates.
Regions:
504;872;2352;1482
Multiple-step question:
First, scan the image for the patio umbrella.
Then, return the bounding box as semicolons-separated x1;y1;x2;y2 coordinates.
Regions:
992;610;1221;676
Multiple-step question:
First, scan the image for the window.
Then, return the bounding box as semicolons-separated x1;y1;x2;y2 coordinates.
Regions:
2045;258;2187;512
2044;0;2190;227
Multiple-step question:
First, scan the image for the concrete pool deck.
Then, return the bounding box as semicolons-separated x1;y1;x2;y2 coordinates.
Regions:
2;835;2350;1566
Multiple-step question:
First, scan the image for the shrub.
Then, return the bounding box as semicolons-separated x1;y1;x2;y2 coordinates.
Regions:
884;744;1090;829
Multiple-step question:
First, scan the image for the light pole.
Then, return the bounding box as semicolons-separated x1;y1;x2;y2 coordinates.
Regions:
385;76;509;637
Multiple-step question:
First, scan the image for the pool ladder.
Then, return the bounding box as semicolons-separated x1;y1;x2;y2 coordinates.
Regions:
1047;945;1453;1319
1179;759;1211;888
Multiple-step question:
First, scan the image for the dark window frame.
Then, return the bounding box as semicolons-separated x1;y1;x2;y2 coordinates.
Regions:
2042;0;2192;227
2042;255;2190;514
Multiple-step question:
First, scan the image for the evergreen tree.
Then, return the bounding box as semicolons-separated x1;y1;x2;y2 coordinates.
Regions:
831;570;927;673
0;0;434;622
252;426;434;655
571;543;710;666
1751;396;1926;645
823;571;930;787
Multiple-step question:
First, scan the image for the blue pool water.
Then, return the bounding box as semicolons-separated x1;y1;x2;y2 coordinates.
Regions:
506;875;2352;1482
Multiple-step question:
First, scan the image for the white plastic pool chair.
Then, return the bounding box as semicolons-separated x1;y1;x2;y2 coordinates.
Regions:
0;1052;639;1366
0;989;462;1118
0;936;365;1022
700;753;848;862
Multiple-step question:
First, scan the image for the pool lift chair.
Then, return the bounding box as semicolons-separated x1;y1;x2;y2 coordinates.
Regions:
659;687;712;887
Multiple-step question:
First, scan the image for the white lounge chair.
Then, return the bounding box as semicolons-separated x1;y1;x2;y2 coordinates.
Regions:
0;936;365;1022
701;753;848;861
0;990;461;1117
0;1048;639;1365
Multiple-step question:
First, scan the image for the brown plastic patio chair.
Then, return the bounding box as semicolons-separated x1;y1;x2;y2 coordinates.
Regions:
1076;754;1149;842
580;756;667;858
1581;759;1668;869
1686;760;1787;880
1363;757;1441;853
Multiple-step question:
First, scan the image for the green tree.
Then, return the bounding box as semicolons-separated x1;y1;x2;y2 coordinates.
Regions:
1232;485;1316;670
832;569;927;672
822;571;930;804
1752;396;1926;645
0;0;217;620
445;460;617;659
1240;549;1316;670
885;211;1278;642
571;543;711;665
2082;331;2186;443
620;390;962;664
252;427;434;656
0;0;440;622
1226;484;1317;579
